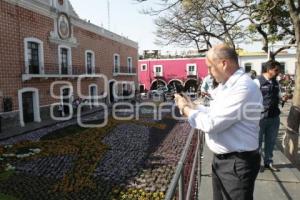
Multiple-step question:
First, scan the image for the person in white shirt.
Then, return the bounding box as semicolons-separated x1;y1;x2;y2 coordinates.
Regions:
201;73;214;94
175;44;263;200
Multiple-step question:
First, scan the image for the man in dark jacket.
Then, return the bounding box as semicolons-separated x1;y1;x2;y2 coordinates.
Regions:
254;60;285;172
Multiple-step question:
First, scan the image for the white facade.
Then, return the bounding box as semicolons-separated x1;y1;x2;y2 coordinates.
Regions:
239;53;297;75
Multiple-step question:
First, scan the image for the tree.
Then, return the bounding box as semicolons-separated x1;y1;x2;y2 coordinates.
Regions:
137;0;249;51
232;0;295;60
283;0;300;163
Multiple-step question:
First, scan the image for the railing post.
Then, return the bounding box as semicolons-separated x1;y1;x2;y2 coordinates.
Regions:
186;129;200;200
179;169;184;200
197;130;202;200
165;128;204;200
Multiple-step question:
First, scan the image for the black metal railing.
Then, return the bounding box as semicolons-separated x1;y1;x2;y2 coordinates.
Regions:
113;66;136;74
22;62;96;75
165;129;205;200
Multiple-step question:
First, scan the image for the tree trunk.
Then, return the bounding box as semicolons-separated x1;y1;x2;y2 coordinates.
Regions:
283;42;300;163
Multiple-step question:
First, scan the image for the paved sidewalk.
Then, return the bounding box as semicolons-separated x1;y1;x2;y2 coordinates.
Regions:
199;144;300;200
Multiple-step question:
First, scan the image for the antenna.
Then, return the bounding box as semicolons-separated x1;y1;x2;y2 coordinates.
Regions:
107;0;110;30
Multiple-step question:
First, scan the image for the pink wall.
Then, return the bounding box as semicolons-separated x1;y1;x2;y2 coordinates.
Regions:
138;58;208;90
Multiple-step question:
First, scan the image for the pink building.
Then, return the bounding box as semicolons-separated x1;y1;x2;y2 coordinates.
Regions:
138;58;208;92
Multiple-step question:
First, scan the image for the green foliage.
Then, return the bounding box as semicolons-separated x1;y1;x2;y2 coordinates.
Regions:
0;171;14;182
0;193;18;200
251;0;293;43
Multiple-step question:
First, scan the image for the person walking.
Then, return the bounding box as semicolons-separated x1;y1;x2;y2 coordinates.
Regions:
254;61;284;172
175;44;262;200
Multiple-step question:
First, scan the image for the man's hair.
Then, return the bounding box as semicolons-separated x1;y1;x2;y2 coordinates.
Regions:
210;45;239;64
262;60;281;73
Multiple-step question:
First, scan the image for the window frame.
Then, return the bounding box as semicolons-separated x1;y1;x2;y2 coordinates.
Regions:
24;37;44;74
141;64;147;71
113;53;120;73
186;63;197;75
153;65;163;76
58;45;72;75
127;57;133;73
244;63;252;73
85;50;95;74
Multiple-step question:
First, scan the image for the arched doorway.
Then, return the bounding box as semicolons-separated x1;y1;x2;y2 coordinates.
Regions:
184;79;198;92
150;79;167;90
168;79;184;92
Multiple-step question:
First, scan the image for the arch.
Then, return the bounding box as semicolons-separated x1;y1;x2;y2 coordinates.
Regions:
168;79;183;85
18;87;41;127
168;79;184;92
24;37;44;74
184;79;199;92
150;79;167;90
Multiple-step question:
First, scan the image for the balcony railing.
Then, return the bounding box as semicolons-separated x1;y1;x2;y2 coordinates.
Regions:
22;62;97;81
187;71;197;76
153;72;163;77
113;66;136;76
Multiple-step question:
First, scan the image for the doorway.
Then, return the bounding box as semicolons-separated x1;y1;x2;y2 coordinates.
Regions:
22;92;34;123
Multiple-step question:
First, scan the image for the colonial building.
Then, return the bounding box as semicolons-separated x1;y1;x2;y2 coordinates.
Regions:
0;0;138;136
138;58;208;92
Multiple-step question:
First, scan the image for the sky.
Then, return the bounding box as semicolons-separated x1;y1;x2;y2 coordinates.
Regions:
70;0;168;53
69;0;294;54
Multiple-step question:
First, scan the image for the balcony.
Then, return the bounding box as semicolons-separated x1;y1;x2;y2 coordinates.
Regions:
22;62;97;81
153;72;163;78
187;71;197;76
113;66;137;76
187;70;197;78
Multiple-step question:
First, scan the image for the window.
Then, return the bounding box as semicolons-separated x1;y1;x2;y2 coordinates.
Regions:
154;65;163;76
3;97;13;112
279;62;285;74
244;63;252;73
58;45;72;75
85;50;95;74
114;54;120;73
141;64;147;71
139;85;145;92
27;42;40;74
127;57;132;73
24;37;44;74
186;64;197;75
61;48;68;74
87;53;92;74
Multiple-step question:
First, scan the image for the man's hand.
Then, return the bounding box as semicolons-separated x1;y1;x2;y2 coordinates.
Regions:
174;94;188;110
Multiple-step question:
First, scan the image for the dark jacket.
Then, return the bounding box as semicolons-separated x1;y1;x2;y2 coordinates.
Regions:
257;75;280;118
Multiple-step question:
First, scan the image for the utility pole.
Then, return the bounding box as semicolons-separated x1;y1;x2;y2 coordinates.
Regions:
107;0;110;30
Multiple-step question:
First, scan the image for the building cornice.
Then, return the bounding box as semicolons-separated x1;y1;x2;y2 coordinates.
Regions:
3;0;138;49
71;18;138;49
3;0;57;19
